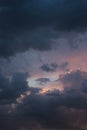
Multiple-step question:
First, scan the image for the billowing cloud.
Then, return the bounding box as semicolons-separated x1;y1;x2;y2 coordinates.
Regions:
0;72;29;104
1;0;87;31
59;70;87;91
0;0;87;57
14;70;87;130
1;70;87;130
1;0;87;129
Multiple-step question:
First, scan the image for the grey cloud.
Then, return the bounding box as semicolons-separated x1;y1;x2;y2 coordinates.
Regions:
57;62;69;71
59;70;87;90
36;78;50;85
41;63;58;72
0;72;29;104
18;70;87;129
0;0;87;57
29;87;41;95
41;62;69;72
1;0;87;31
1;70;87;130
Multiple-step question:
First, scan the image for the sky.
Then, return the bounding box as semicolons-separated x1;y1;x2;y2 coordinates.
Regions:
1;0;87;130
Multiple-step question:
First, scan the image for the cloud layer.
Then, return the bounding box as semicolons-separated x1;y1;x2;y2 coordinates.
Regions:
1;1;87;130
1;0;87;31
1;70;87;130
0;0;87;57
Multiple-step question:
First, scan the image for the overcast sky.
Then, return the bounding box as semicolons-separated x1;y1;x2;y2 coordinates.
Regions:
0;0;87;130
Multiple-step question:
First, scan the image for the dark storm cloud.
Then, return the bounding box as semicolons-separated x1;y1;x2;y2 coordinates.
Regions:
29;87;41;95
1;70;87;130
0;0;87;57
1;0;87;31
11;71;87;130
0;72;29;104
0;30;52;58
20;69;87;128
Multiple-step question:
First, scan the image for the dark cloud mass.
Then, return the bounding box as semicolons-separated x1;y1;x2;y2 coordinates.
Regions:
41;63;58;72
0;72;29;104
41;62;68;72
1;70;87;130
1;0;87;130
1;0;87;30
0;0;87;57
